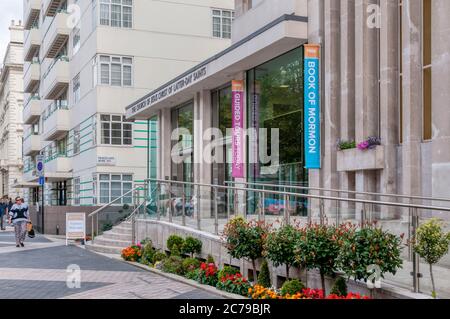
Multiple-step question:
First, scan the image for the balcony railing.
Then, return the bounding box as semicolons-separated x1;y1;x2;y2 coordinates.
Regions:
41;9;70;59
42;99;69;122
24;61;41;93
24;27;41;61
24;0;41;30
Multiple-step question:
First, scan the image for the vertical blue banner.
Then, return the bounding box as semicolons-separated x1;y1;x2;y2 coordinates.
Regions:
304;44;321;169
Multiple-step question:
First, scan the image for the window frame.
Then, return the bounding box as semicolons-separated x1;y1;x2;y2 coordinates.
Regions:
212;8;235;39
97;55;133;87
97;173;133;205
99;0;133;28
100;114;133;146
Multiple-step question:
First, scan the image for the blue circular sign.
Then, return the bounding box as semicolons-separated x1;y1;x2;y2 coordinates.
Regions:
37;162;43;171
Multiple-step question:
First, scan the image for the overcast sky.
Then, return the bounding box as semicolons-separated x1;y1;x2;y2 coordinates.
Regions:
0;1;23;65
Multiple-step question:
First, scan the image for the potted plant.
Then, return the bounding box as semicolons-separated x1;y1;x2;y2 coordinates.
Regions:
222;217;268;282
413;218;450;298
265;224;301;280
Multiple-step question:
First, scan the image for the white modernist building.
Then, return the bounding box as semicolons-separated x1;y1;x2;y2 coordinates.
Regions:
21;0;234;219
0;21;24;200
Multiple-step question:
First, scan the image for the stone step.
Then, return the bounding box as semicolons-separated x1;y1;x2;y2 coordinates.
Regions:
93;237;132;248
102;231;132;241
85;242;123;255
110;225;132;234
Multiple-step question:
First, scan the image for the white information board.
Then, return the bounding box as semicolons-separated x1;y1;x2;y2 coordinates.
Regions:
66;213;86;246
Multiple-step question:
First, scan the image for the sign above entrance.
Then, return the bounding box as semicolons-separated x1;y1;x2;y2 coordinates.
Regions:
127;65;208;117
304;44;321;169
232;80;245;178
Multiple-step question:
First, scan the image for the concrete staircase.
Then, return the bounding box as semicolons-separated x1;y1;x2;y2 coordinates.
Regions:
86;221;133;255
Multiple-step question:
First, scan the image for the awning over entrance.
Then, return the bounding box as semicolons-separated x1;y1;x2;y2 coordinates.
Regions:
12;182;40;188
126;14;308;119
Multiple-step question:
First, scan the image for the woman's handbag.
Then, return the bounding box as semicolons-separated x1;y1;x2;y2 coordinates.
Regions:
27;222;35;238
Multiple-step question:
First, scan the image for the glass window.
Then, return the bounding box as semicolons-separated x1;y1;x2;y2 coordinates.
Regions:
97;174;134;204
73;28;80;55
97;55;132;87
73;73;81;104
101;114;133;145
422;0;432;141
246;47;307;216
99;0;132;28
212;9;235;39
73;125;81;155
73;177;80;205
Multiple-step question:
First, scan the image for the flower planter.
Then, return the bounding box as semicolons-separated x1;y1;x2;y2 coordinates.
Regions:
337;146;385;172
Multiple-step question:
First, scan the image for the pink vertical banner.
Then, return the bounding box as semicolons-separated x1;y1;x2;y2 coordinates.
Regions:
232;80;244;178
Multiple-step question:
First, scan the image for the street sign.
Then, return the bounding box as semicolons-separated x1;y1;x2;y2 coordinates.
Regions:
39;176;45;186
36;155;44;177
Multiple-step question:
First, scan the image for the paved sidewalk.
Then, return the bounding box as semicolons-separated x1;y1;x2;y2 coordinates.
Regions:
0;229;222;299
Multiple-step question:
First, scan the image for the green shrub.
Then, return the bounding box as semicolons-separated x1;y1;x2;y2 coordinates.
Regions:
337;225;403;289
141;242;155;264
218;266;240;280
216;273;251;296
257;260;271;288
162;256;185;275
223;217;268;281
182;258;201;274
182;237;202;257
265;225;301;279
280;279;305;296
185;269;199;280
102;221;113;232
295;224;342;295
413;218;450;298
152;251;167;263
170;244;182;257
206;254;215;264
330;277;348;297
167;235;184;253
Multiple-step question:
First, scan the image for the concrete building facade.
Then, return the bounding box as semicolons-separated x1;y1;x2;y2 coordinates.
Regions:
21;0;234;215
126;0;450;221
0;21;24;200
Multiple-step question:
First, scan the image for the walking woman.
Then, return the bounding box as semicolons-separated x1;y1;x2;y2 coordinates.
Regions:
8;196;30;247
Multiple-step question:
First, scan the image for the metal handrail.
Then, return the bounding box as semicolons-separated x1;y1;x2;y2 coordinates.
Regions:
89;184;145;243
89;184;144;218
225;180;450;205
146;178;450;293
148;178;450;212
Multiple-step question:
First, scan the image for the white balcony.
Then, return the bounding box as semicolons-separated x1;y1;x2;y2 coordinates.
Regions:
23;167;38;183
24;62;41;93
24;28;41;62
41;58;69;99
42;11;70;58
24;0;41;30
42;107;70;141
23;96;41;124
45;156;72;179
23;135;41;156
43;0;64;17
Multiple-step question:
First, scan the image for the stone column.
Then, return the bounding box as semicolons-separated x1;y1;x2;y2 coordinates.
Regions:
339;0;356;219
431;0;450;212
193;90;213;219
379;0;399;219
322;0;341;222
401;0;422;202
354;0;380;219
159;108;172;181
307;0;325;221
